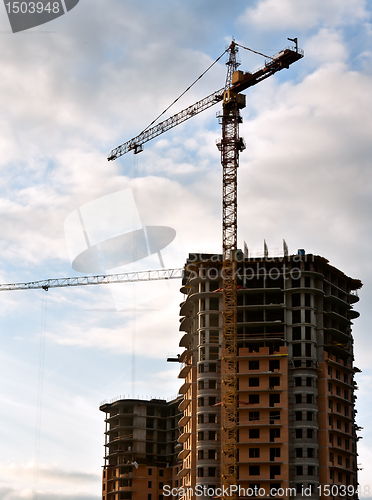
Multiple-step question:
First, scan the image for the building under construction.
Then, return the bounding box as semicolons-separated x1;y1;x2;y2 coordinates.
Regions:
100;397;182;500
100;249;362;500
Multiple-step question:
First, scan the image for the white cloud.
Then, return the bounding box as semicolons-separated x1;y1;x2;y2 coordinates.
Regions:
239;0;368;30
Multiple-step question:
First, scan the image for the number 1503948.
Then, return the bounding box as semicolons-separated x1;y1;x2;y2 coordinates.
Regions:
5;2;60;14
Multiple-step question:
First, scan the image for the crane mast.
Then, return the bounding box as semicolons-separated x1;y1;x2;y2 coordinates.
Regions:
218;41;245;495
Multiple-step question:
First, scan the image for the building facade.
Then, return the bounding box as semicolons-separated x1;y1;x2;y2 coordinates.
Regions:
177;251;362;500
100;397;182;500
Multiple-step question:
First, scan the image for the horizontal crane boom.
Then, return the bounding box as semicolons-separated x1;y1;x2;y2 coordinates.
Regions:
107;45;303;162
108;88;224;160
0;268;183;291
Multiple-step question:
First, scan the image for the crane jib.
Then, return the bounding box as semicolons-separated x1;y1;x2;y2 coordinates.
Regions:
107;46;303;161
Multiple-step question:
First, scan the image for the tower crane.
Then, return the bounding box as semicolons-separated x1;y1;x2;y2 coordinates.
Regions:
0;39;303;498
107;40;304;498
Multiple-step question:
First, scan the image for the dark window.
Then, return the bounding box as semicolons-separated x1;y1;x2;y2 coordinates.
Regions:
306;377;312;387
249;429;260;439
329;434;333;444
209;379;216;389
249;377;259;387
269;394;280;406
249;448;260;458
295;448;303;458
270;465;281;479
307;394;313;404
269;377;280;388
337;437;342;446
269;360;280;371
293;326;301;340
208;467;216;477
305;327;311;340
305;310;311;323
270;428;280;441
208;450;216;460
249;360;259;370
198;450;203;460
148;481;152;488
296;484;303;494
209;363;217;372
295;429;302;438
249;394;260;404
328;366;332;376
307;411;313;421
269;411;280;424
292;293;301;307
307;448;314;458
293;344;301;357
209;414;217;423
209;396;217;406
159;483;164;490
295;394;302;404
296;466;303;476
159;470;164;477
249;466;260;476
198;397;204;407
148;469;152;476
305;294;311;306
305;343;311;357
270;448;281;461
208;431;216;440
308;466;314;476
197;468;204;478
292;310;301;324
198;431;204;441
148;495;152;500
198;414;204;424
307;428;313;439
338;455;342;466
295;411;302;421
249;412;260;421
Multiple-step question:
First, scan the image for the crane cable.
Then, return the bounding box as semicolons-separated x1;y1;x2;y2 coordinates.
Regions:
234;42;273;60
32;291;48;500
140;48;229;135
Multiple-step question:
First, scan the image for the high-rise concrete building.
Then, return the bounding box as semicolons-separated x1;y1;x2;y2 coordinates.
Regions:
177;251;362;500
100;397;182;500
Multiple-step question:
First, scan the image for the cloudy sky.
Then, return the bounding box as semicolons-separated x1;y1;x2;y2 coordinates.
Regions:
0;0;371;498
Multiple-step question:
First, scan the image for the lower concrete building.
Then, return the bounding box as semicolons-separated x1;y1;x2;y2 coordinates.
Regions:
99;397;182;500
